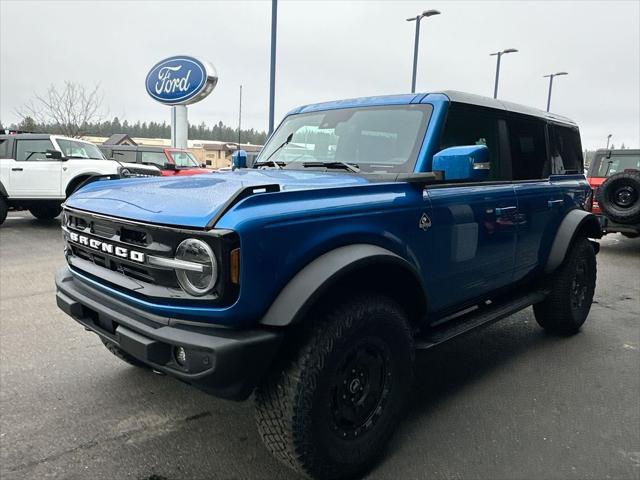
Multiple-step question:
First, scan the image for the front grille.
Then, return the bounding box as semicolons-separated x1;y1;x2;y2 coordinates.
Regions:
63;208;240;306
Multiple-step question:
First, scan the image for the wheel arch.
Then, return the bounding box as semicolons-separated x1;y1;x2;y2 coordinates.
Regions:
0;181;7;198
66;173;100;197
544;208;602;274
260;244;428;327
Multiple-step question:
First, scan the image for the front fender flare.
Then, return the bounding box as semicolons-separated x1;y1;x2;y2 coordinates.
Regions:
259;244;425;327
545;209;602;274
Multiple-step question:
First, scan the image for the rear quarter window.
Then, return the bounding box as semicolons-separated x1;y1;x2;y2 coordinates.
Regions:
549;125;583;174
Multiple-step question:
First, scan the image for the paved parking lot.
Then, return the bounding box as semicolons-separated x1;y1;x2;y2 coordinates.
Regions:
1;211;638;480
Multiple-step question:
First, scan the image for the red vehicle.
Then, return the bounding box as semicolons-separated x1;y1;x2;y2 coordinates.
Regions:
587;149;640;237
99;145;210;176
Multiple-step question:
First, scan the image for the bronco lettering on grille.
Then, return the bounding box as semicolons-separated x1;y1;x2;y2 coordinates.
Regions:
68;232;145;263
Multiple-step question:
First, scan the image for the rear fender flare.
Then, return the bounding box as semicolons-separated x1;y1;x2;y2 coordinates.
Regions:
545;209;602;274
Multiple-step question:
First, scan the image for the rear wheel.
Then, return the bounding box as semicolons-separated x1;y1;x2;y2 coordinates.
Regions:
255;294;414;480
29;202;62;220
534;237;597;334
100;338;149;369
0;197;7;226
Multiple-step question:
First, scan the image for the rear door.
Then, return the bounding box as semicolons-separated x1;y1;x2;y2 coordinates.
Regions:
509;118;569;281
9;138;62;197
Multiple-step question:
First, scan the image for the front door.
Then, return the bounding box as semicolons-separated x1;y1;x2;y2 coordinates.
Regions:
419;184;518;313
9;138;62;197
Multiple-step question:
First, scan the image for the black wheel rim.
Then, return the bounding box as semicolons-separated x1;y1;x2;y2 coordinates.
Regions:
611;185;637;208
328;338;392;440
570;259;588;311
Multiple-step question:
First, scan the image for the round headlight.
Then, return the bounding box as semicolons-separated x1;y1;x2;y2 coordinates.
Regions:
175;238;217;296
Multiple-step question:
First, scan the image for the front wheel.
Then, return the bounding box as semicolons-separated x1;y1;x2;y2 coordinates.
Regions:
534;237;597;334
255;295;414;480
0;196;7;226
29;202;62;220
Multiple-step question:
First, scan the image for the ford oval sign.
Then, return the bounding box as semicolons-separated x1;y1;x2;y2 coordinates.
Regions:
145;56;218;106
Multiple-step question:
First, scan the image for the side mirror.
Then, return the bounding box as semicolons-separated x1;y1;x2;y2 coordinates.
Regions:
432;145;490;182
200;163;207;169
45;149;64;160
232;149;247;170
163;162;177;170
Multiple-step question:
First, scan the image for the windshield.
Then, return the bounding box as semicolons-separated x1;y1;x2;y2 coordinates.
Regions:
257;104;433;173
169;150;199;167
590;153;640;177
56;139;105;159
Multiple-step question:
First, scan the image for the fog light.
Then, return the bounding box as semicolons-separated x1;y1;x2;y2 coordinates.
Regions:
175;346;187;366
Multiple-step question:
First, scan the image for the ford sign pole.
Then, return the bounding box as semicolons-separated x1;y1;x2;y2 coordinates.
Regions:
171;106;188;149
145;56;218;150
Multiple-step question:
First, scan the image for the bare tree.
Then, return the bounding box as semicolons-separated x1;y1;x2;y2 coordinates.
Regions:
17;82;105;137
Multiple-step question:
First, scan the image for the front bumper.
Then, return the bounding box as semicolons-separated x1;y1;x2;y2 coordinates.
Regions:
598;215;640;236
55;267;282;400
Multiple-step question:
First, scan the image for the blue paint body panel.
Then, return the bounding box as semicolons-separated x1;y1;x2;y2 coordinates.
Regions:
61;91;592;328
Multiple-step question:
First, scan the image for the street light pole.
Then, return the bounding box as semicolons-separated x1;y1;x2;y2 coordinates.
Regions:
268;0;278;135
606;134;612;150
543;71;568;112
407;9;440;94
489;48;518;99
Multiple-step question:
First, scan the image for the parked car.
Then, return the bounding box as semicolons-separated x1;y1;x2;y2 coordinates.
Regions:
587;149;640;237
0;134;159;225
55;91;600;480
99;145;209;176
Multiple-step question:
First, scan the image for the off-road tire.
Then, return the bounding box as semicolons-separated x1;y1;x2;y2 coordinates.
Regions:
0;196;7;226
534;237;597;334
100;338;149;369
255;294;414;480
596;171;640;225
29;202;62;220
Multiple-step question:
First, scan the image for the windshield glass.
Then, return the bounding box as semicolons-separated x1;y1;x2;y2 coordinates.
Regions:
56;139;105;159
590;153;640;177
257;104;433;173
169;150;199;167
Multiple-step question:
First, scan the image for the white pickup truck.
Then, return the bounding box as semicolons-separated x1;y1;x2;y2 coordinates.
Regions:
0;133;160;225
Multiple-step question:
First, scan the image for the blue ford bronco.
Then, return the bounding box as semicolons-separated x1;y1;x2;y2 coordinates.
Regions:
55;91;601;479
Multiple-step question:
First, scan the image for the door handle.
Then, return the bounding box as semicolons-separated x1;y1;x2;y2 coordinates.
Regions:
11;167;23;171
548;199;564;208
495;206;517;216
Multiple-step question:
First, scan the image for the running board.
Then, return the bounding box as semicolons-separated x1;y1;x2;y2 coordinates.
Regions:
414;289;549;350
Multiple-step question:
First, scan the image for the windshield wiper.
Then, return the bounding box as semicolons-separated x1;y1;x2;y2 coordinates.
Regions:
254;133;293;169
301;161;360;173
254;159;285;169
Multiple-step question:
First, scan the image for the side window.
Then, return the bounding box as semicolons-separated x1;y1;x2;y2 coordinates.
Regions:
15;139;55;161
140;151;169;167
508;118;548;180
0;139;7;158
548;125;583;174
111;149;137;163
439;105;503;180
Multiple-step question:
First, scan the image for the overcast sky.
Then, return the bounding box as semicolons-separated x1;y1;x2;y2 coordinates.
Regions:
1;0;638;149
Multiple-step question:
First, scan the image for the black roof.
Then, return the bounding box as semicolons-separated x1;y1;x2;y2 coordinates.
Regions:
99;144;166;152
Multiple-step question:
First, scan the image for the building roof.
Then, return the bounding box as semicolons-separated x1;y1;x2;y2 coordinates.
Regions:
103;133;137;146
